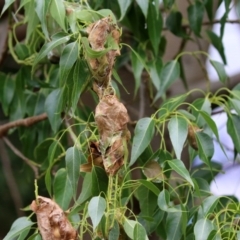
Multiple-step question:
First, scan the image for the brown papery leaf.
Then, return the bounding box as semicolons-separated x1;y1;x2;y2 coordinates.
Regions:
187;125;202;150
31;196;77;240
142;161;165;183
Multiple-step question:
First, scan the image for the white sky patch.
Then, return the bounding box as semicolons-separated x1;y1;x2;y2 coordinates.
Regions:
206;3;240;81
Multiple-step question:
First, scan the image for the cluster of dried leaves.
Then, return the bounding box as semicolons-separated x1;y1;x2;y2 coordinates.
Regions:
82;17;130;175
31;197;77;240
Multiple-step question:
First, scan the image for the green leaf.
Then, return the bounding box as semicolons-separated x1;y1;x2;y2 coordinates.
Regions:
158;189;180;212
130;49;144;96
1;0;15;16
148;58;162;90
50;0;66;31
168;159;194;187
44;88;64;132
154;60;180;102
194;219;215;240
109;220;120;240
187;1;204;37
166;207;183;240
229;98;240;115
195;132;214;166
133;223;149;240
60;41;79;86
227;114;240;153
118;0;132;21
136;0;149;18
88;196;106;230
33;33;70;67
206;30;226;64
138;179;160;196
147;2;163;55
166;11;187;38
168;116;188;159
204;0;214;22
65;146;82;198
77;173;92;205
210;60;227;83
142;160;165;183
2;75;15;116
130;118;155;166
92;166;108;196
35;0;51;39
123;219;137;239
3;217;34;240
72;59;90;111
198;196;219;219
53;168;73;210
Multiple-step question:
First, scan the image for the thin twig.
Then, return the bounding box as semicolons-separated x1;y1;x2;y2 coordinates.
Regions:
163;19;240;31
3;137;39;178
0;113;48;137
0;139;24;216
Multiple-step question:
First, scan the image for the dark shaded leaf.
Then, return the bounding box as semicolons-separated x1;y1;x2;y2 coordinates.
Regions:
92;166;108;196
77;173;92;205
227;114;240;153
147;2;163;55
206;30;226;64
187;1;204;37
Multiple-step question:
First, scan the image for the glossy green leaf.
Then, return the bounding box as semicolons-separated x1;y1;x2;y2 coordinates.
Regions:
88;196;106;230
206;30;226;64
168;116;188;159
227;114;240;153
198;196;219;219
194;219;215;240
130;49;144;96
53;168;73;210
109;220;120;240
26;233;41;240
130;118;155;166
60;41;79;86
118;0;132;21
3;217;34;240
92;166;108;196
65;146;82;198
147;2;162;55
133;223;149;240
166;208;183;240
229;98;240;115
33;33;70;67
154;60;180;102
187;1;204;37
210;60;227;83
1;0;15;16
72;59;90;111
195;132;214;166
50;0;66;31
136;0;149;18
138;179;160;196
35;0;51;38
168;159;194;187
123;219;137;239
77;173;92;205
158;189;179;212
44;88;64;132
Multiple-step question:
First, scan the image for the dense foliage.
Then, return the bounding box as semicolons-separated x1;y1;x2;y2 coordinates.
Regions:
1;0;240;239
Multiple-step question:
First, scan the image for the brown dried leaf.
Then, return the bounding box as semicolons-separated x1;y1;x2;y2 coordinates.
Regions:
142;161;165;183
187;125;202;150
95;95;129;145
31;196;77;240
